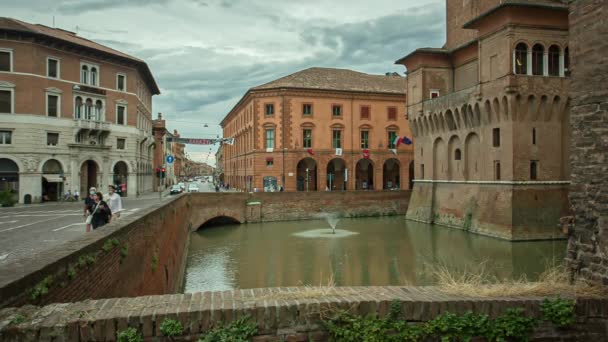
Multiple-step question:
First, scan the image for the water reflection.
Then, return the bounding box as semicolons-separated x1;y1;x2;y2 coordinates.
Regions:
183;217;566;293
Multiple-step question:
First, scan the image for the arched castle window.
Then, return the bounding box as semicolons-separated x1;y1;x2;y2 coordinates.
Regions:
514;43;528;75
548;45;560;76
532;44;544;76
454;149;461;160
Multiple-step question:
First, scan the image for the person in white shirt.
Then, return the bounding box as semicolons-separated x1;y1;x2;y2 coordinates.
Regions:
106;185;123;221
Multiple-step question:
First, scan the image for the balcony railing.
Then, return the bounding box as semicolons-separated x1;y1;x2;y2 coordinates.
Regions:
74;119;110;131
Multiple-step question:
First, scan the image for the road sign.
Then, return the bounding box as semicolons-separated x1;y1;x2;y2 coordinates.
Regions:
166;155;174;164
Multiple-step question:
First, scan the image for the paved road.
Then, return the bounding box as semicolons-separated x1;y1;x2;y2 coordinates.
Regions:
0;181;215;266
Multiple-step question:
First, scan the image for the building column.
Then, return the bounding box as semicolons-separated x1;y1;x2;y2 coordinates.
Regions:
527;50;533;75
559;52;565;77
543;50;549;76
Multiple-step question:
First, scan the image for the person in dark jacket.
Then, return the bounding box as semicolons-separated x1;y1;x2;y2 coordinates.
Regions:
90;192;112;229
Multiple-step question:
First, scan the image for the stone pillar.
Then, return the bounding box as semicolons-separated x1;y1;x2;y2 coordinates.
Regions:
565;0;608;285
527;50;533;75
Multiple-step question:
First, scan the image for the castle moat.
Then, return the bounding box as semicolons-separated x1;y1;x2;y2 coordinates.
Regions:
184;217;566;293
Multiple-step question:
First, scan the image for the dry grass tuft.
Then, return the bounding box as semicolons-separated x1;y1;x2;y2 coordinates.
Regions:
245;273;357;302
432;262;608;298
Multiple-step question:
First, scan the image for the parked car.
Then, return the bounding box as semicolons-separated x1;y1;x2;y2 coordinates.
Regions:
178;182;186;191
188;184;199;193
170;185;182;195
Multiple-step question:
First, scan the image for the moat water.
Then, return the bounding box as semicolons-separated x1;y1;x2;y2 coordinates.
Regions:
183;217;566;293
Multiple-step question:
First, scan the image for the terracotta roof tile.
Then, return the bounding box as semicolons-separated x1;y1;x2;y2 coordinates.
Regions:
252;67;406;95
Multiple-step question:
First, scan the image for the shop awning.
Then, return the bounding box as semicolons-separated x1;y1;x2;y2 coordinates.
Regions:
43;175;64;183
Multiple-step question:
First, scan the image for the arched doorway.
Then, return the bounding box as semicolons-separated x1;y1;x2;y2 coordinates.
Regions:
326;158;346;191
383;158;400;190
0;158;19;203
297;158;317;191
355;159;373;190
80;160;99;194
42;159;63;201
113;161;129;196
408;160;414;189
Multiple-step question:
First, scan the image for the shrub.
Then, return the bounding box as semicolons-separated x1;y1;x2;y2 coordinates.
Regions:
541;297;576;327
199;316;258;342
160;318;183;337
117;327;142;342
0;189;17;207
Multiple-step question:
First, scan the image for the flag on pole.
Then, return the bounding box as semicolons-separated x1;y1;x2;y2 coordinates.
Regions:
397;136;413;147
307;148;314;155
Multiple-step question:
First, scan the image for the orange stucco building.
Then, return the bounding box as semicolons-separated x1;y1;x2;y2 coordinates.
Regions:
220;67;414;192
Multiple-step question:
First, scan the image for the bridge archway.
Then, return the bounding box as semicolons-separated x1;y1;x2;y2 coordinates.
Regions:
198;216;241;229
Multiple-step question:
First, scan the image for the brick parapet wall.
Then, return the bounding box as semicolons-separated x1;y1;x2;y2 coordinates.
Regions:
0;286;606;341
0;195;192;309
566;0;608;285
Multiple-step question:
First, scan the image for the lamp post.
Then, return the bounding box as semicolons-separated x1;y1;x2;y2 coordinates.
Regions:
305;168;309;192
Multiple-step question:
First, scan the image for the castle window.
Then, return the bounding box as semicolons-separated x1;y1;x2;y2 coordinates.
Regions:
387;107;397;120
47;94;59;117
90;67;98;85
47;133;59;146
421;164;425;179
0;90;12;113
332;129;342;148
530;161;538;180
360;130;369;149
74;96;82;119
532;44;544;76
494;161;501;180
302;129;312;148
47;58;59;78
303;103;312;116
454;149;461;160
532;128;536;145
430;90;440;99
514;43;528;75
548;45;560;76
265;103;274;115
492;128;500;147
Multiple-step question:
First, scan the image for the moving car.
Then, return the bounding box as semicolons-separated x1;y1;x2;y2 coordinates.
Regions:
170;185;182;195
188;184;199;193
178;182;186;191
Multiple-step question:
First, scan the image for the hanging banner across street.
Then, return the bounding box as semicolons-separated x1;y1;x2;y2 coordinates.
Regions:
166;137;234;145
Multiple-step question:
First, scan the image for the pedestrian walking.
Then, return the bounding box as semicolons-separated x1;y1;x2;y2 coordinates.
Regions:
106;185;123;222
84;187;96;232
90;192;111;229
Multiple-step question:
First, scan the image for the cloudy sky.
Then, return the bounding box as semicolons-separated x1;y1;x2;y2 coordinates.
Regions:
4;0;445;166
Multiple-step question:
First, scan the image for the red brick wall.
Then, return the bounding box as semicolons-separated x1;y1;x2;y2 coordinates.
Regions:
0;196;192;309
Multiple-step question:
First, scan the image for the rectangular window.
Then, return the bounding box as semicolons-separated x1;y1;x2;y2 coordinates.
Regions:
332;104;342;117
302;129;312;148
360;130;369;149
117;138;126;150
117;105;126;125
532;128;536;145
0;90;11;113
265;129;275;148
265;104;274;115
388;131;398;149
0;130;12;144
117;74;126;91
266;160;274;167
430;90;440;99
388;107;397;120
0;51;11;72
47;94;58;117
332;129;342;148
47;132;59;146
303;104;312;116
492;127;500;147
47;58;59;78
494;160;501;180
530;160;538;180
421;164;425;179
360;105;370;119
